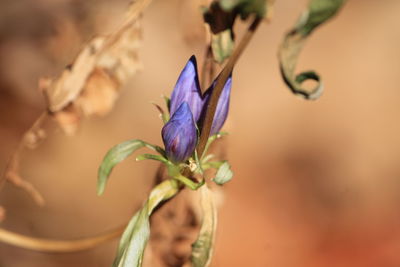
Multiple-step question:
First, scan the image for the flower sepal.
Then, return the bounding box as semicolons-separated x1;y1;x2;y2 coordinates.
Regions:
135;151;205;190
166;162;205;190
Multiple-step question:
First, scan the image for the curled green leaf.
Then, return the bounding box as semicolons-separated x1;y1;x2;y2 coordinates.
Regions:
213;161;233;185
278;0;346;100
191;186;217;267
97;140;164;195
113;179;179;267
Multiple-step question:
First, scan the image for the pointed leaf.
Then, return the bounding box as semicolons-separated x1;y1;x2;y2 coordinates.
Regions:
97;140;164;195
136;153;169;164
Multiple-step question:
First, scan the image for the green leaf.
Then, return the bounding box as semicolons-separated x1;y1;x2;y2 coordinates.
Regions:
213;161;233;185
297;0;346;36
97;140;165;195
136;153;169;164
115;209;148;267
211;29;234;64
278;0;346;100
114;212;140;266
191;186;217;267
113;179;179;267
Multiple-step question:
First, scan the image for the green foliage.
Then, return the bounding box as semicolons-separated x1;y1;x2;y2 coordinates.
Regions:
136;153;169;164
191;186;217;267
297;0;346;35
97;140;164;195
113;180;179;267
94;1;348;266
278;0;346;100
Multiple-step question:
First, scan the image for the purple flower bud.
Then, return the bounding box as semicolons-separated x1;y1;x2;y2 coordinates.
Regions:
170;56;203;121
162;102;197;163
203;76;232;136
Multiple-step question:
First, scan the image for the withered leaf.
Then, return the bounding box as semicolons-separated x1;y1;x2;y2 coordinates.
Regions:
278;0;346;100
43;3;145;134
2;0;151;208
45;38;104;112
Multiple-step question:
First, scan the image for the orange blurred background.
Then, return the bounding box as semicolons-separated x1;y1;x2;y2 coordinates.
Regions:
1;0;400;266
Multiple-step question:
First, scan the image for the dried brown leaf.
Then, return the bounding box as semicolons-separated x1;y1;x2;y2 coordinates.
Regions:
45;38;104;112
77;68;119;117
44;4;144;117
2;0;152;210
52;104;81;136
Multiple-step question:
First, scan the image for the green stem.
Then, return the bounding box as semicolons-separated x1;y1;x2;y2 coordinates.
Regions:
175;174;205;190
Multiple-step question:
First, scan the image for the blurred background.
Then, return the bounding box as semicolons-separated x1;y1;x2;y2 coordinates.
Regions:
1;0;400;266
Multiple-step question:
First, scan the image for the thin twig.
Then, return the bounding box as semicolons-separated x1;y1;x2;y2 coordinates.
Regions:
1;112;48;205
197;16;262;156
0;225;124;253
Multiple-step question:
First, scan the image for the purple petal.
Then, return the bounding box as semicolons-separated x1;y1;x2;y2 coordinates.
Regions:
170;56;203;121
162;102;197;163
203;76;232;136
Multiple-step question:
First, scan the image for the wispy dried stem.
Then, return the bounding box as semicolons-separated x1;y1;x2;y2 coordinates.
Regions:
1;0;151;208
1;112;48;206
0;226;124;252
0;0;153;251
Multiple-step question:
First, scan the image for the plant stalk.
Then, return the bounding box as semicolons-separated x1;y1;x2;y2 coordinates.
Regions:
197;16;262;157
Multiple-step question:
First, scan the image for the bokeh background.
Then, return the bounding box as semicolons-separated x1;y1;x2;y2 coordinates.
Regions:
1;0;400;266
